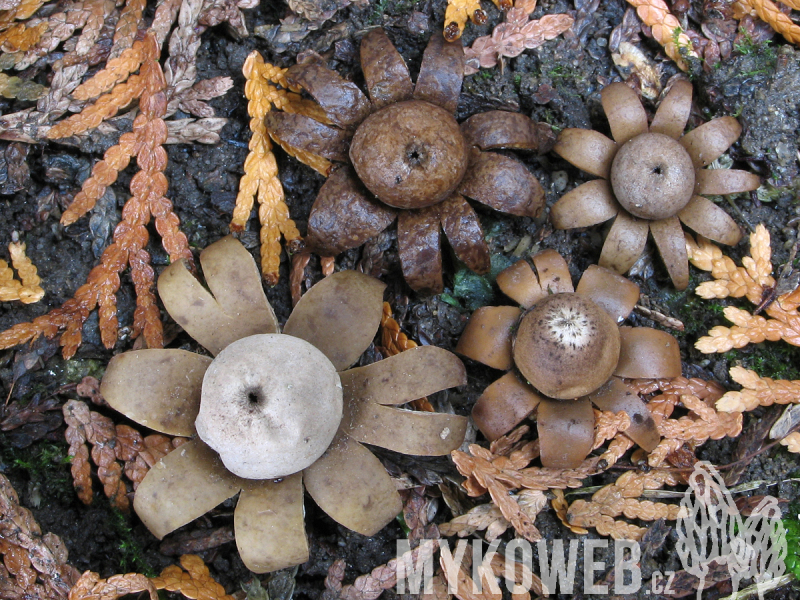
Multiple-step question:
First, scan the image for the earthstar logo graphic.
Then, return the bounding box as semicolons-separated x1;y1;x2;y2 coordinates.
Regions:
676;462;786;599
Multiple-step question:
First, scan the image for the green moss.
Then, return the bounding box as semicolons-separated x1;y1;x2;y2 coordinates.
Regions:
783;509;800;579
64;358;105;384
733;32;777;76
725;343;800;382
546;65;572;79
440;254;514;312
662;278;725;340
368;0;390;24
109;509;156;576
1;441;73;504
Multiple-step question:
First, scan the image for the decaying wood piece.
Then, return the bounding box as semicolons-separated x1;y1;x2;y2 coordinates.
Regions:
0;473;80;599
231;51;303;284
0;34;192;358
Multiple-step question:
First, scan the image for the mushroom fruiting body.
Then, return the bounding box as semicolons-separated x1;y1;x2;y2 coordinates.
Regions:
457;249;681;468
513;293;621;399
550;80;760;290
265;28;555;293
100;236;468;573
196;334;343;479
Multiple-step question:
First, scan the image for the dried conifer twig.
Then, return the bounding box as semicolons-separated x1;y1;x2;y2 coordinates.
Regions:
150;555;234;600
688;226;800;353
68;571;158;600
740;0;800;44
380;302;434;412
63;399;189;509
232;51;302;285
624;0;698;70
717;366;800;412
566;470;683;540
0;72;46;100
72;42;146;101
14;4;94;71
780;432;800;453
0;34;191;357
165;117;227;144
0;473;80;599
0;241;44;304
108;0;146;59
463;0;574;75
47;74;144;139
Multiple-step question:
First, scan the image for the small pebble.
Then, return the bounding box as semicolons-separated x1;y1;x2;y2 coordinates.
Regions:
551;170;569;193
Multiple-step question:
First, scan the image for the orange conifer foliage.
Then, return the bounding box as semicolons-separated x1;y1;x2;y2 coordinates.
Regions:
688;225;800;353
231;51;303;285
0;33;191;358
736;0;800;45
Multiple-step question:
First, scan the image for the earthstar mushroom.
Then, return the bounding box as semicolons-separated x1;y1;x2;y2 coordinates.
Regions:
195;334;343;480
100;236;468;572
265;28;554;293
457;249;681;468
551;80;760;290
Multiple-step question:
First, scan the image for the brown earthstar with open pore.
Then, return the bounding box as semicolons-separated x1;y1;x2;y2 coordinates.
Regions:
266;28;554;294
99;236;468;573
551;80;760;290
456;249;682;468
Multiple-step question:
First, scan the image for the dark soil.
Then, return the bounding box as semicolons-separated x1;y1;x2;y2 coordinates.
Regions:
2;0;800;598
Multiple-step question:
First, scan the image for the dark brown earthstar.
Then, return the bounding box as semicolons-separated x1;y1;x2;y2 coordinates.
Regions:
349;100;469;209
265;28;555;293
